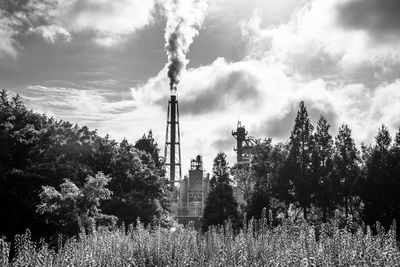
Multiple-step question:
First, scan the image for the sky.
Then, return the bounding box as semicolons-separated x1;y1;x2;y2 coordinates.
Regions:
1;0;400;174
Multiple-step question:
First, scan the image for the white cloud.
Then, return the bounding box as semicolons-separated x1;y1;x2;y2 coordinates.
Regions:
0;11;20;57
64;0;156;46
240;0;400;79
0;0;157;57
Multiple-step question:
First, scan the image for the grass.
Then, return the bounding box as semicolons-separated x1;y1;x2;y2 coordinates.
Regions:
1;218;400;266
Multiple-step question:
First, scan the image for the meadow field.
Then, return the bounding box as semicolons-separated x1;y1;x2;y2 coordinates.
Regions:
1;218;399;266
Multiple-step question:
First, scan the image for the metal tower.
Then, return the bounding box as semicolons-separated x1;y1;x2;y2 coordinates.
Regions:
232;121;256;163
164;86;182;191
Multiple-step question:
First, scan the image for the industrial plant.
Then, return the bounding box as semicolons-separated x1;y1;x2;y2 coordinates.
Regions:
163;84;256;224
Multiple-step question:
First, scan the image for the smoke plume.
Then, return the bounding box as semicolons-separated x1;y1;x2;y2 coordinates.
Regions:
162;0;208;90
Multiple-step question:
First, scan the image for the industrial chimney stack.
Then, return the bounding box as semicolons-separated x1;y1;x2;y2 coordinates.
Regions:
164;85;182;192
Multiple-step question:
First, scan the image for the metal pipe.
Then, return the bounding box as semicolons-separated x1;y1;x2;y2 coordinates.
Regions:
170;94;176;187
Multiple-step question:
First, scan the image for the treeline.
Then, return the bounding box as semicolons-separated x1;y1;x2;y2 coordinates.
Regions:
0;90;172;242
223;101;400;231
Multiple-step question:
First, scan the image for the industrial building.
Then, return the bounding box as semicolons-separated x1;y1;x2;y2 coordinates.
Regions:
170;155;210;226
163;84;255;225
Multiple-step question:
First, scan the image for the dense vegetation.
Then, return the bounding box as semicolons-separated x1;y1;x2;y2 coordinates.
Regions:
2;89;400;264
0;90;172;244
1;216;400;266
229;101;400;235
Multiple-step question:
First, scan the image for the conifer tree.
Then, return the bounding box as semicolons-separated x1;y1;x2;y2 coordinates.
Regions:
312;116;335;222
334;124;360;218
287;101;314;220
202;152;239;231
360;125;396;228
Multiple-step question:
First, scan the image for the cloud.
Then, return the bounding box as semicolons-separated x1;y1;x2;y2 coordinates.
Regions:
240;0;400;85
178;58;262;115
337;0;400;41
0;0;157;57
65;0;156;46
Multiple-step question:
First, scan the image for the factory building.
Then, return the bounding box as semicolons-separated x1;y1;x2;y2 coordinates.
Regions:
170;155;210;226
167;121;256;226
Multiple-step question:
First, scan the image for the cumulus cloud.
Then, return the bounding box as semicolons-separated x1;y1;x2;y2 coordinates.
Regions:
4;0;400;172
241;0;400;84
0;0;157;57
65;0;156;46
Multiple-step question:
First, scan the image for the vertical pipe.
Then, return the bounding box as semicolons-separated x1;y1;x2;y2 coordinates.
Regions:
170;94;176;187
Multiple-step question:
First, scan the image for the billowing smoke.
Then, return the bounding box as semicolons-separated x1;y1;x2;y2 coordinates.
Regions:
162;0;208;90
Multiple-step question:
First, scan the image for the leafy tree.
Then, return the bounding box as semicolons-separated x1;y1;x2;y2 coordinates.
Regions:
103;139;172;227
37;172;117;235
0;90;172;240
247;139;285;223
231;162;254;212
134;130;162;168
287;101;315;220
202;152;240;231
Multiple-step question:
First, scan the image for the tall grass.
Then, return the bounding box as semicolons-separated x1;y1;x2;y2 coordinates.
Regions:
1;218;400;266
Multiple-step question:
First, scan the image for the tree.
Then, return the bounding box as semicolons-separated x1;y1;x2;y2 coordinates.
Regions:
37;172;117;235
360;125;398;229
334;124;360;219
246;139;286;223
287;101;315;220
231;162;254;212
202;152;240;231
0;91;172;241
134;130;162;168
274;143;293;218
312;116;336;222
103;139;172;227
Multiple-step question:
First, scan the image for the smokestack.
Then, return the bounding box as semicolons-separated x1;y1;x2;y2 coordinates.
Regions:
165;84;182;191
162;0;207;191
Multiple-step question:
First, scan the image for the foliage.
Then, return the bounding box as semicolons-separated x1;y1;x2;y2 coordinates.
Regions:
134;130;162;169
287;101;315;220
1;217;400;266
202;152;240;232
37;172;117;235
333;124;361;219
311;116;336;222
0;90;171;241
359;125;400;231
246;139;286;223
231;162;253;211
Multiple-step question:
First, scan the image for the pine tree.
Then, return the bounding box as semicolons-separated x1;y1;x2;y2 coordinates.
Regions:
287;101;314;220
202;152;239;232
360;125;395;228
312;116;335;222
334;124;360;218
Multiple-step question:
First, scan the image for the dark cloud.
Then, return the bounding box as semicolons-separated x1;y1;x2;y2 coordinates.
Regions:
337;0;400;41
258;106;297;140
257;101;339;140
179;70;260;115
0;0;29;13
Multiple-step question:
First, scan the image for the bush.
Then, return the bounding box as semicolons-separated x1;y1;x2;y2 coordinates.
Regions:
2;218;400;266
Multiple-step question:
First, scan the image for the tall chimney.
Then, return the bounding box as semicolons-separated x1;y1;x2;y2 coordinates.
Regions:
164;85;182;192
